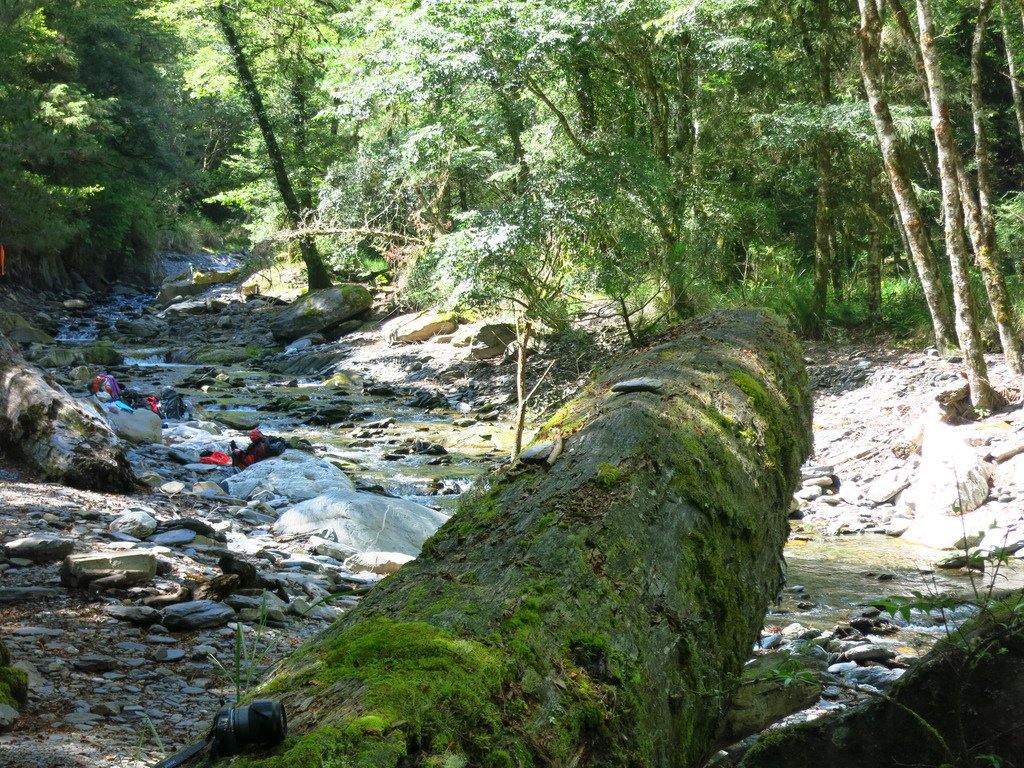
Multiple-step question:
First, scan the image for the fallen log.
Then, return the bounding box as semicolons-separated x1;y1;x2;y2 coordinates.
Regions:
223;309;812;768
0;334;134;491
735;592;1024;768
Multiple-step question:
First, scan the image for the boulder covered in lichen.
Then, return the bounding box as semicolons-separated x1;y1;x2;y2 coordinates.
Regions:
223;309;812;768
0;638;28;731
0;334;134;491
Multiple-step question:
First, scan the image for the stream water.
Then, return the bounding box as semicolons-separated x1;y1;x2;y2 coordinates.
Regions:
67;288;1024;650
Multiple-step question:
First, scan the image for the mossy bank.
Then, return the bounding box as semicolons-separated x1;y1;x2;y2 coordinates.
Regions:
221;309;813;768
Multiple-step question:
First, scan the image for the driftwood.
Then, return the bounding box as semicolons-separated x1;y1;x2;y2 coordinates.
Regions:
0;334;133;491
218;309;812;768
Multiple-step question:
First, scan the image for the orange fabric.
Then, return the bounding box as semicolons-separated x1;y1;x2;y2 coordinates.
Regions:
0;243;5;277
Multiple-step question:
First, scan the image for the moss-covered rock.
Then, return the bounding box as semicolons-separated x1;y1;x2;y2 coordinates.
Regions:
270;285;373;343
222;310;811;768
0;334;134;491
81;342;125;366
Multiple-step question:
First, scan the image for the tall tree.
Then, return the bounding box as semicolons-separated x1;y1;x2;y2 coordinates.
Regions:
915;0;996;408
856;0;958;352
215;2;332;290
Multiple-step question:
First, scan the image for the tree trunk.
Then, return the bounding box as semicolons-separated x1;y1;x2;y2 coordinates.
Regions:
0;335;134;491
219;310;812;768
215;4;332;291
736;594;1024;767
972;0;1024;374
916;0;996;409
857;0;958;352
811;142;832;339
1000;0;1024;157
867;216;883;323
512;316;533;460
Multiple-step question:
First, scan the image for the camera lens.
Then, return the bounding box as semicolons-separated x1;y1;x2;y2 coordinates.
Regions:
212;700;287;756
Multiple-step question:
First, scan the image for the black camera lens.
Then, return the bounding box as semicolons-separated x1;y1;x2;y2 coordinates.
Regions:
212;700;287;756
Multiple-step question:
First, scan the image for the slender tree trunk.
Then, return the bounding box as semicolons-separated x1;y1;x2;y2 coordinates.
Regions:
916;0;996;408
972;0;1024;374
857;0;958;352
215;4;332;291
812;144;832;339
1000;0;1024;157
867;219;883;324
512;315;533;460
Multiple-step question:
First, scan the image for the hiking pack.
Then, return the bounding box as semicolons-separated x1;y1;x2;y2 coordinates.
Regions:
231;429;286;468
89;373;122;400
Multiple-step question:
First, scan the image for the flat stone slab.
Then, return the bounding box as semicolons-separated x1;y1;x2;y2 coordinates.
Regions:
610;378;664;394
160;600;236;631
4;535;75;562
60;551;157;589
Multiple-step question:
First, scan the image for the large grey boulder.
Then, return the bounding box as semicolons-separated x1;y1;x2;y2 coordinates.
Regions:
224;452;355;502
270;285;373;343
109;510;159;539
382;311;458;343
87;403;163;445
157;267;242;305
273;489;449;557
0;334;134;491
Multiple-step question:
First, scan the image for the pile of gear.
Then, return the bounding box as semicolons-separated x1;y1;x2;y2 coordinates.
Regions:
89;373;189;420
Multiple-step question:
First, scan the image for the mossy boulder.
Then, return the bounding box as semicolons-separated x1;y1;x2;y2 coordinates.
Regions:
0;310;32;334
175;346;254;366
0;334;134;491
31;346;84;368
222;309;812;768
7;326;55;346
270;285;373;343
81;342;125;366
157;267;243;305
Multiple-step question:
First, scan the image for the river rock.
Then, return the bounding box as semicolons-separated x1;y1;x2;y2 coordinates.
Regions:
104;605;161;625
157;267;242;305
109;510;158;539
343;551;416;575
224;452;355;502
60;551;157;589
7;326;55;346
161;600;236;630
270;285;373;343
382;311;458;343
84;401;163;444
3;535;74;562
900;422;989;517
468;323;516;359
274;489;449;557
611;378;664;394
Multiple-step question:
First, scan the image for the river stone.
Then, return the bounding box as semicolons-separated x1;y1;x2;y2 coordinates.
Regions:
104;605;161;625
864;471;911;506
224;452;355;502
274;489;449;557
90;404;163;445
610;378;664;394
60;551;157;588
157;267;242;305
109;510;158;539
468;323;516;360
160;481;186;495
839;643;896;663
32;347;83;368
161;600;236;631
148;529;197;546
0;703;18;730
900;422;989;517
7;326;54;346
270;285;373;343
4;535;74;562
382;311;458;343
344;551;416;575
518;442;555;464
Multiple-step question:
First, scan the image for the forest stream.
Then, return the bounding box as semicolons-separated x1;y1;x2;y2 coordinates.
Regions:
2;257;1024;767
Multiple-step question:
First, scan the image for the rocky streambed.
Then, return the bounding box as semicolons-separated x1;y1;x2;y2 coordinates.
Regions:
1;255;1024;766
